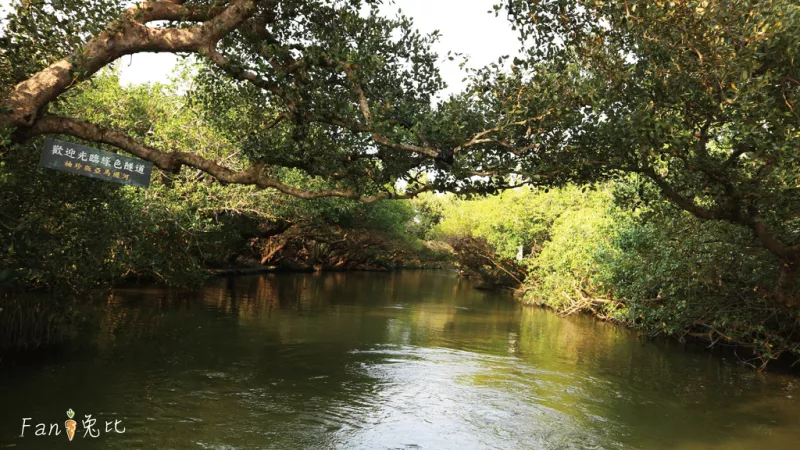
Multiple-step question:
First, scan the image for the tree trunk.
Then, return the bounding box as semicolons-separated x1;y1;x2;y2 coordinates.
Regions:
777;260;800;308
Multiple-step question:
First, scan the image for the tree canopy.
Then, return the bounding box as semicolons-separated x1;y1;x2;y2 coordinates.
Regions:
461;0;800;303
1;0;522;203
2;0;800;302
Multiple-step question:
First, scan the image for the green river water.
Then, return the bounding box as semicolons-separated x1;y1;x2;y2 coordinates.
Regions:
1;271;799;449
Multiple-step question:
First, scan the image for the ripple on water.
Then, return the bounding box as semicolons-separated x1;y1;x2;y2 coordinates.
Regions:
4;272;800;450
334;344;626;449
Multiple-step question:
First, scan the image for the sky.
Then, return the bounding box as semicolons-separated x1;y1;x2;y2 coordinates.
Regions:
0;0;520;98
376;0;520;98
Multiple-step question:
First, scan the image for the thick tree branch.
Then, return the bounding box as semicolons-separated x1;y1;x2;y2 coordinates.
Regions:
724;143;751;168
640;167;726;221
202;46;282;95
1;0;257;127
639;166;800;265
749;214;800;259
4;0;506;206
24;116;431;203
131;2;229;23
341;64;440;159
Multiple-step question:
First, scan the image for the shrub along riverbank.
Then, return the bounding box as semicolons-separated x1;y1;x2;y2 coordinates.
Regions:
1;73;450;287
421;185;800;370
3;0;800;372
0;73;451;356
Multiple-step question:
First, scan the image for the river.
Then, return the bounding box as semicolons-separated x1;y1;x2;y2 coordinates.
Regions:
1;271;799;449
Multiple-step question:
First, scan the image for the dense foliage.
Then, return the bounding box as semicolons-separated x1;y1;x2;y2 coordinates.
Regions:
1;70;439;291
429;184;797;369
3;0;800;370
462;0;800;304
0;0;528;202
0;70;447;354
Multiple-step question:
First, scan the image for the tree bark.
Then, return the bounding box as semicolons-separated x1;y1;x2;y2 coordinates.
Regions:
0;0;498;204
640;167;800;307
777;260;800;307
1;0;257;127
22;116;431;203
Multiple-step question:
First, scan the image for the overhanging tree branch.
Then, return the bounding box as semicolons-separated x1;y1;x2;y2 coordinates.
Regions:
24;116;432;203
638;166;800;265
1;0;258;127
341;64;440;159
202;46;283;96
1;0;524;208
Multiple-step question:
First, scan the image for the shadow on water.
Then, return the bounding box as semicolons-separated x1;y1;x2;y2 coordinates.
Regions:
0;294;70;363
0;270;798;449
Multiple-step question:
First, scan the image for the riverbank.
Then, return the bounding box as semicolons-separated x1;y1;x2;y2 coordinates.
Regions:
424;187;800;371
466;279;800;373
211;262;454;276
514;293;800;375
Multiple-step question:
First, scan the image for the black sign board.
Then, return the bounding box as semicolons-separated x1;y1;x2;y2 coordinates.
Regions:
39;138;153;188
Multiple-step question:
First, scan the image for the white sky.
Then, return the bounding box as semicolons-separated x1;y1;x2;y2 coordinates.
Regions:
378;0;520;98
0;0;517;98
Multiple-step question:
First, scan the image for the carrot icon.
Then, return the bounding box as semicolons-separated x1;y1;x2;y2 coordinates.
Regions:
65;409;77;441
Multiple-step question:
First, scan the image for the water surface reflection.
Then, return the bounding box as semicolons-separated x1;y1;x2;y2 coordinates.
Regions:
0;271;798;449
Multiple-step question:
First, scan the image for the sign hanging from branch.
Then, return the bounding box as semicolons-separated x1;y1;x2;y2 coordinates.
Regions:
39;138;153;188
